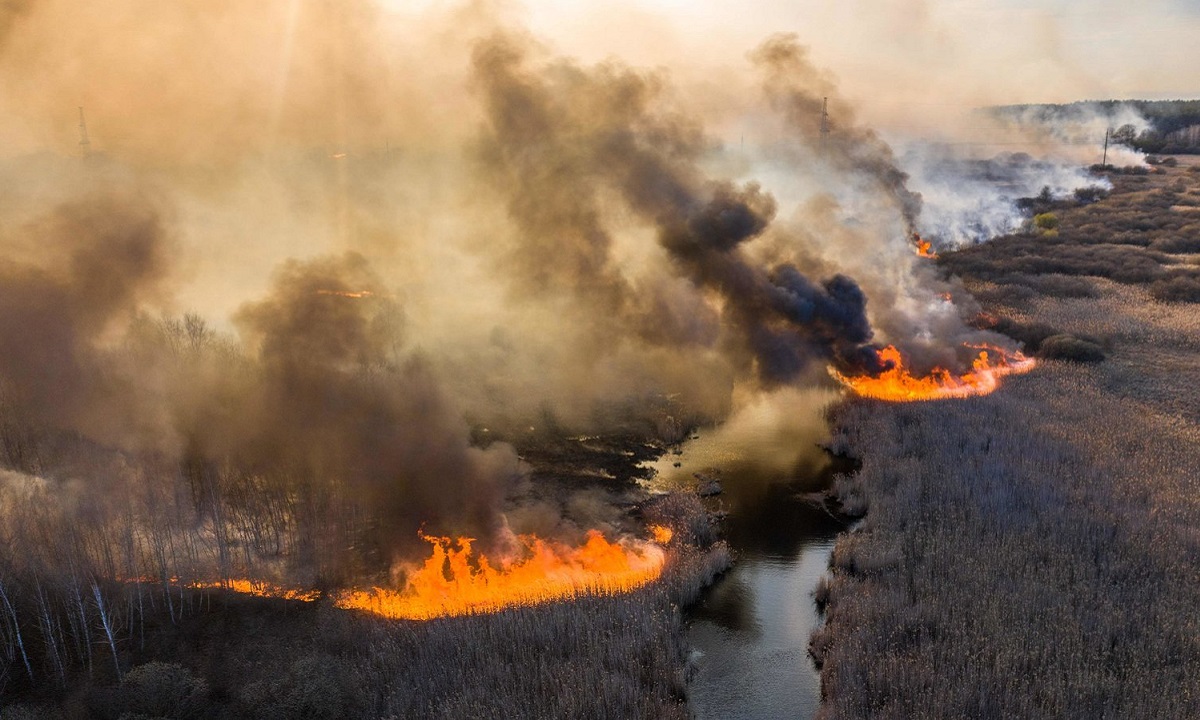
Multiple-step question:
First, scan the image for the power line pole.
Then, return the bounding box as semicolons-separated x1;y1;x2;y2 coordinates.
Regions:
819;97;830;151
77;106;91;158
1102;127;1109;167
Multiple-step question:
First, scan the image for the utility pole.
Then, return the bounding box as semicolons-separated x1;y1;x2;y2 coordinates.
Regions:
77;106;91;158
1102;127;1109;167
819;97;830;151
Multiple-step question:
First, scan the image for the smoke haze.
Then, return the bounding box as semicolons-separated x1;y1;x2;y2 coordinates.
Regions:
0;0;1172;578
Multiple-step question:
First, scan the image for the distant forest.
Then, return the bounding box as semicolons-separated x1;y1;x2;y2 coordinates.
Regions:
992;100;1200;155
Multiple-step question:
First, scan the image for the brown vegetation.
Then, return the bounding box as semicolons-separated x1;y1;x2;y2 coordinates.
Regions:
943;164;1200;307
814;161;1200;718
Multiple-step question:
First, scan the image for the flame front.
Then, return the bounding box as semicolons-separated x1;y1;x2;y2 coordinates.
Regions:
334;530;667;620
188;579;320;602
831;344;1035;401
913;233;937;258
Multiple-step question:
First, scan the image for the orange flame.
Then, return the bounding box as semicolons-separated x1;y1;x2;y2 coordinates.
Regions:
334;530;667;620
120;576;320;603
831;344;1035;401
187;578;320;602
123;530;670;620
913;233;937;258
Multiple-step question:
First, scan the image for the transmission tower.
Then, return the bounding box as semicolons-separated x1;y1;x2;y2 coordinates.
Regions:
819;97;830;150
78;106;91;157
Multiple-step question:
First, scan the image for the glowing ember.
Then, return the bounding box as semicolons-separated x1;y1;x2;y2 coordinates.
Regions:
831;344;1035;401
913;233;937;258
188;579;320;602
334;530;667;620
649;524;674;545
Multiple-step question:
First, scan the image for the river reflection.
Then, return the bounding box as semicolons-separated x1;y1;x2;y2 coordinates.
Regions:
649;388;851;720
687;484;844;720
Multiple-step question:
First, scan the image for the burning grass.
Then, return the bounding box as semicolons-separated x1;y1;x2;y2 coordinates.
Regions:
812;166;1200;718
135;529;675;622
830;344;1036;402
335;531;668;620
912;233;937;258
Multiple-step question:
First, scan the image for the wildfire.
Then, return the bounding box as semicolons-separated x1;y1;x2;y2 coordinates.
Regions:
913;233;937;258
831;344;1035;401
334;530;668;620
121;576;320;603
187;579;320;602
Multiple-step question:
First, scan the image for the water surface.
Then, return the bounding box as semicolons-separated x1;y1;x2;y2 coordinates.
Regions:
646;392;848;720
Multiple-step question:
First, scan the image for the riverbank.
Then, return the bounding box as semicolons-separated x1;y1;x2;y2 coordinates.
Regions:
812;163;1200;718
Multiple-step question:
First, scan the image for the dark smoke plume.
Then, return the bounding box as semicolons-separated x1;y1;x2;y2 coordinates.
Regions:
0;189;173;451
230;253;518;562
473;34;889;383
752;34;924;234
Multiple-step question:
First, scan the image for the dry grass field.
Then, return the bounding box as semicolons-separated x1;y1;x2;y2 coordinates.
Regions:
814;161;1200;719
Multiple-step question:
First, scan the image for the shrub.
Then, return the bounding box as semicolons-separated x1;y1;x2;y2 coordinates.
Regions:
111;662;209;720
1149;235;1200;254
237;654;359;720
1036;334;1106;362
1;705;62;720
982;317;1062;353
1033;213;1059;232
1073;186;1108;204
1149;274;1200;302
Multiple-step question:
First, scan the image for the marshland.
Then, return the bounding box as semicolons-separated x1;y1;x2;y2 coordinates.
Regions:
1;1;1198;718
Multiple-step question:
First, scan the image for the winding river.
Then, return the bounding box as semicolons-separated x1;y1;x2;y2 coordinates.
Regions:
646;390;850;720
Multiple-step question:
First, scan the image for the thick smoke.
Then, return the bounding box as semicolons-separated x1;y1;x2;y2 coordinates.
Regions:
0;0;1108;588
752;34;924;235
228;254;518;562
473;32;890;382
0;184;173;451
900;149;1111;247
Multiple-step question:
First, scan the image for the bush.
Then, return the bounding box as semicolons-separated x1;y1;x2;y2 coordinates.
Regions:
1073;186;1108;204
1;705;63;720
1036;334;1106;363
1033;213;1059;232
109;662;210;720
981;317;1062;353
1149;235;1200;254
1149;274;1200;302
238;654;359;720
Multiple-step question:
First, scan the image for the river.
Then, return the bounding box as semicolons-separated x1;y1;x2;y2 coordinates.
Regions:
645;389;851;720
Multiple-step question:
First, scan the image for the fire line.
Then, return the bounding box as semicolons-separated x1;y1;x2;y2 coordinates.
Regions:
334;530;668;620
831;344;1035;401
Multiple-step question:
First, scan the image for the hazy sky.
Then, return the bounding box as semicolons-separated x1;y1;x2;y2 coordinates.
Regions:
420;0;1200;121
1;0;1195;158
